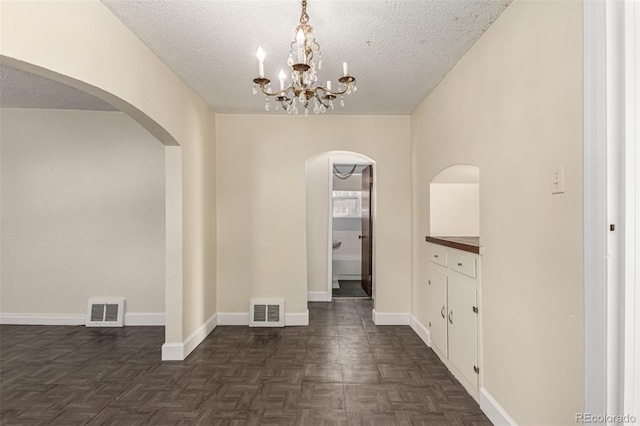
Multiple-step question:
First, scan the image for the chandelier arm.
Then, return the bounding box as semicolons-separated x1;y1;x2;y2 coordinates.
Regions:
314;92;331;109
257;84;291;98
255;80;354;98
317;86;349;96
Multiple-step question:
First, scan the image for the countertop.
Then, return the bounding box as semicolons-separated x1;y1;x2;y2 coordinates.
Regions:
425;236;481;254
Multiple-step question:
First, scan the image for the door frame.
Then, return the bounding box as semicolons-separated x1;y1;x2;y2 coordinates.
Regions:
360;165;373;297
584;0;639;417
327;157;376;301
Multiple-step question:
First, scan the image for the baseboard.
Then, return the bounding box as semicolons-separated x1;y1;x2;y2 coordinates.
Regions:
218;311;310;326
307;291;330;302
371;310;410;325
0;313;85;325
409;315;431;347
162;312;218;361
336;275;361;280
480;387;518;426
182;313;217;359
161;343;185;361
285;310;309;326
217;312;250;325
0;312;166;326
124;313;165;326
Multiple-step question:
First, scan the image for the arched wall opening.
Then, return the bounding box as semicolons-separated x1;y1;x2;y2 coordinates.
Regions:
2;0;218;361
0;58;185;357
305;151;377;305
429;164;480;238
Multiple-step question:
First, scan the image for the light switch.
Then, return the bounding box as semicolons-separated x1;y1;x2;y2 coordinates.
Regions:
551;167;565;194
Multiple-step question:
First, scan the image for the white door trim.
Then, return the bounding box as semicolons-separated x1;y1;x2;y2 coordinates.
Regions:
584;0;608;414
605;0;626;416
328;155;376;301
584;1;640;419
623;0;639;419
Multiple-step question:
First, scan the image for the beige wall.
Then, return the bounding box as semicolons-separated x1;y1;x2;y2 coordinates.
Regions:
411;0;584;423
216;115;411;315
1;0;217;347
306;154;331;296
1;109;164;316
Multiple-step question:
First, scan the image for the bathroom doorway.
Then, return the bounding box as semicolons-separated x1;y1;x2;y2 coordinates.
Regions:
305;151;376;303
331;163;373;299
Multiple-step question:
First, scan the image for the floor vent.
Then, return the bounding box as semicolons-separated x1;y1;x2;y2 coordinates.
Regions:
86;298;125;327
250;298;284;327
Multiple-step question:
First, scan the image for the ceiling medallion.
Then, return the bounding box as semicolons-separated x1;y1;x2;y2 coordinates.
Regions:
252;0;357;115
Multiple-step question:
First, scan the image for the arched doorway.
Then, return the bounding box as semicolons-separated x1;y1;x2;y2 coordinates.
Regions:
0;58;184;358
305;151;377;302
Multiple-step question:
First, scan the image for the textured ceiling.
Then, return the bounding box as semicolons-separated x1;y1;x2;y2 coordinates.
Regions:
102;0;512;115
0;65;117;111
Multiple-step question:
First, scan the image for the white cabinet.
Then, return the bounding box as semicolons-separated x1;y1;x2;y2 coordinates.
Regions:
427;269;448;357
428;243;448;267
449;252;476;278
447;280;478;389
426;243;480;394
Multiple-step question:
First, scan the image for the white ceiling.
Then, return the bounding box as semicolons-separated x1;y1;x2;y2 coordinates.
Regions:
0;1;512;115
0;65;117;111
101;0;512;115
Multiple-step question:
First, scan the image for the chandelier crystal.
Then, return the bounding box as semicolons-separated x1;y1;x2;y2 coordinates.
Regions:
252;0;357;115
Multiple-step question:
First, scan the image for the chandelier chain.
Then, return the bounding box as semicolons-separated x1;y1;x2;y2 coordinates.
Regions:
300;0;309;24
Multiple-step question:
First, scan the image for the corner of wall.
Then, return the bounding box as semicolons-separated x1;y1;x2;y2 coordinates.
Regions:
162;312;218;361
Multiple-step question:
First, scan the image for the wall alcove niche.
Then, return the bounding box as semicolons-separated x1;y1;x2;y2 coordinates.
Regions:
425;163;482;399
430;164;480;238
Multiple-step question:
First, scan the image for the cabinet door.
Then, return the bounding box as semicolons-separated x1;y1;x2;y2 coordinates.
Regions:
427;269;448;357
447;279;478;389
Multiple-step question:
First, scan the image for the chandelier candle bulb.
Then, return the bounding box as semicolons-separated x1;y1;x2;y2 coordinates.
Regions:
296;29;305;62
256;47;266;77
278;69;286;90
327;80;332;91
343;62;348;76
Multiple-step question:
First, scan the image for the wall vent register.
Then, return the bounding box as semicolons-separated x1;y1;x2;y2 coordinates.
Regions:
86;298;125;327
250;298;285;327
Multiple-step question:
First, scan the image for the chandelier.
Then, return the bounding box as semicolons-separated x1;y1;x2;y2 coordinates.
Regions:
252;0;357;115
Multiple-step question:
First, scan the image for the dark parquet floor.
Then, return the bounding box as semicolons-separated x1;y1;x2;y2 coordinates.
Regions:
332;281;368;298
0;299;491;425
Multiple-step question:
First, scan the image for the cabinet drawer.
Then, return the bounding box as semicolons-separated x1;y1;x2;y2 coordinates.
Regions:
450;252;476;278
428;244;447;267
